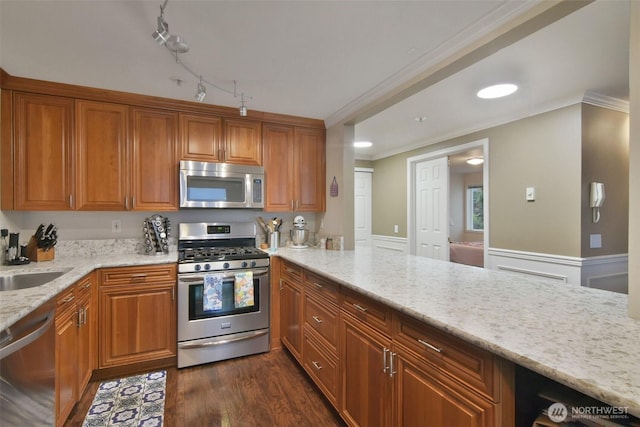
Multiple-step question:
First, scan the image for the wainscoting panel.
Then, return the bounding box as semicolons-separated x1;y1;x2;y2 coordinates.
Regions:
371;235;408;254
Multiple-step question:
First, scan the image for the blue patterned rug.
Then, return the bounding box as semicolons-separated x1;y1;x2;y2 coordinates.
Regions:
82;370;166;427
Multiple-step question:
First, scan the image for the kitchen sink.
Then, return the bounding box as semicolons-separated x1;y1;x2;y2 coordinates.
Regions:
0;271;68;292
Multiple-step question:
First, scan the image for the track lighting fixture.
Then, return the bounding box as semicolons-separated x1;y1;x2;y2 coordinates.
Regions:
151;0;252;116
195;77;207;102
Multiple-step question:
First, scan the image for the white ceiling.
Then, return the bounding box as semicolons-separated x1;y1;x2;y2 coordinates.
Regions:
0;1;630;161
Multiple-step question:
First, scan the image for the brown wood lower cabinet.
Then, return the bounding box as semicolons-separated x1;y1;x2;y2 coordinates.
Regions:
98;264;177;369
276;259;515;427
55;272;96;427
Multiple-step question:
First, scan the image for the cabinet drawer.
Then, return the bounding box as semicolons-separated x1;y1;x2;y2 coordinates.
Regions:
394;313;498;400
74;273;93;300
303;330;339;407
281;260;303;283
341;288;392;336
56;288;76;314
304;271;339;305
304;294;338;349
100;264;176;286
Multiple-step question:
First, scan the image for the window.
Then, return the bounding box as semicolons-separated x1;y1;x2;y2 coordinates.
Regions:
466;186;484;231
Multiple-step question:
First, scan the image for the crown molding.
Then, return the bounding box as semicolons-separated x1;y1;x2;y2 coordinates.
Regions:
583;91;630;113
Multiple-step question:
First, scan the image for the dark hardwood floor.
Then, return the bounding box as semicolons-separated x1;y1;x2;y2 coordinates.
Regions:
65;348;346;427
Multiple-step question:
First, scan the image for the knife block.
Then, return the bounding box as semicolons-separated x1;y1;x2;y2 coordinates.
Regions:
27;236;55;262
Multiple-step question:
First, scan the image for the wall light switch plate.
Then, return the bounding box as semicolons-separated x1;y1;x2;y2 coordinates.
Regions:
526;187;536;201
590;234;602;249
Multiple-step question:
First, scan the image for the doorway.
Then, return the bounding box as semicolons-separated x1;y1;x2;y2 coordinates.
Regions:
407;139;489;265
354;168;373;247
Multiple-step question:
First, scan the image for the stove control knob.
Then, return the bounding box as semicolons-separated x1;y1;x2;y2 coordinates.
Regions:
194;265;201;271
250;261;257;268
223;262;230;269
204;264;211;271
241;261;248;268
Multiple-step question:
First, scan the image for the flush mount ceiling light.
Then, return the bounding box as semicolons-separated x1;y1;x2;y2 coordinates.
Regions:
151;0;252;115
466;157;484;165
477;83;518;99
415;116;428;123
354;141;373;148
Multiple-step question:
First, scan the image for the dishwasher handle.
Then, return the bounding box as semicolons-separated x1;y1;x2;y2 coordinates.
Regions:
0;309;55;360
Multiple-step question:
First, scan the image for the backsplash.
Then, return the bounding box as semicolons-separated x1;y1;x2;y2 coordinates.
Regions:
54;238;178;258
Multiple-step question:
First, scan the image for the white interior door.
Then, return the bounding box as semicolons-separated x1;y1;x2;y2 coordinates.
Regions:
354;170;373;247
415;157;449;260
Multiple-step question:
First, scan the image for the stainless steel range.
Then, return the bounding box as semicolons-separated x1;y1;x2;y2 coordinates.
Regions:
177;222;270;368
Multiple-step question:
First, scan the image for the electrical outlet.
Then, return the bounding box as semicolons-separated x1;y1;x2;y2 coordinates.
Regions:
112;220;122;234
590;234;602;249
394;225;399;233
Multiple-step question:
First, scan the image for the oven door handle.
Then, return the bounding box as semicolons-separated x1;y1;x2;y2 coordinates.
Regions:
178;329;268;349
178;267;269;282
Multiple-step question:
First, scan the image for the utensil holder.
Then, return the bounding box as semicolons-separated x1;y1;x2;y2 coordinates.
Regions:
26;236;55;262
270;231;279;250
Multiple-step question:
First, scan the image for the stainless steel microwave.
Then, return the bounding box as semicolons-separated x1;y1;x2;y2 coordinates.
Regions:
179;161;264;209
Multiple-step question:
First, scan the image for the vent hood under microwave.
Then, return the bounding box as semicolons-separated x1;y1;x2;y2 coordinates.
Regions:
179;161;264;209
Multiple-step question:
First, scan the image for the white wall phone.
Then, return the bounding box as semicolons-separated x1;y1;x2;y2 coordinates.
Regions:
590;182;605;222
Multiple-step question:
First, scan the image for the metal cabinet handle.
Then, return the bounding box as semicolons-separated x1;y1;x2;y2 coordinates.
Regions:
279;278;283;291
312;361;323;371
69;194;73;208
418;339;443;353
353;303;368;313
62;295;75;304
312;316;323;324
389;352;397;377
131;274;147;281
312;282;323;289
382;347;389;373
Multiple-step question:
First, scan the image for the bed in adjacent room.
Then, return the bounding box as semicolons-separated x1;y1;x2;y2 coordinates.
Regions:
450;241;484;267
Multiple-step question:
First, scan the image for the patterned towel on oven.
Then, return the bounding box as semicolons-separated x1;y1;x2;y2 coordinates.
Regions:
234;271;254;308
203;274;224;311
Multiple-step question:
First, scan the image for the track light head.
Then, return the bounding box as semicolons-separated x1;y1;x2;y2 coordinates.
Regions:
153;15;170;45
239;105;248;117
195;81;207;102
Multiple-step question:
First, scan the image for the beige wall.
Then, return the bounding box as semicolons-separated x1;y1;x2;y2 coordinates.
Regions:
628;0;639;319
581;104;629;257
371;154;407;237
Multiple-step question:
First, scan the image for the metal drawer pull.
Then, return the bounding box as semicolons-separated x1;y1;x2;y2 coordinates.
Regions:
62;295;75;303
353;303;368;313
389;352;397;377
312;316;323;324
312;282;323;289
382;347;389;373
312;361;323;370
131;274;147;280
418;339;443;353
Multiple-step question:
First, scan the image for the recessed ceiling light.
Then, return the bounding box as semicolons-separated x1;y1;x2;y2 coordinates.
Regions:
354;141;373;148
466;157;484;165
477;83;518;99
415;116;427;123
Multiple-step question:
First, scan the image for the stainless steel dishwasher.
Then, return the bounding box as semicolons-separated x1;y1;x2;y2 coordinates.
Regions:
0;299;56;426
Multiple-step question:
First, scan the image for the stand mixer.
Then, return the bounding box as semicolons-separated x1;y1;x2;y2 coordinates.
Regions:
290;216;309;249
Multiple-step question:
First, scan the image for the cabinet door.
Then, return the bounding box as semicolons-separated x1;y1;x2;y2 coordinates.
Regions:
293;127;325;212
341;314;392;427
77;294;92;396
14;93;74;210
180;112;223;162
99;283;176;367
55;300;78;426
263;123;294;211
131;108;179;210
75;100;129;210
223;118;262;165
395;348;496;427
280;275;303;362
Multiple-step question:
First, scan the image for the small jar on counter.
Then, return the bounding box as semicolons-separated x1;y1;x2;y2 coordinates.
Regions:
325;237;333;250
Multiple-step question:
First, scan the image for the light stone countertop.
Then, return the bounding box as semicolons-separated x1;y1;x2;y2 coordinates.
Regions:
0;249;177;331
272;246;640;417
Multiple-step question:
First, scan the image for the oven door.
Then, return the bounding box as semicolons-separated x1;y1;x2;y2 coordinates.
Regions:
177;267;269;343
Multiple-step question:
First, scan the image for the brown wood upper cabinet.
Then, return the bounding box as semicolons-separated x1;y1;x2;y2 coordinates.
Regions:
75;100;129;210
12;92;75;210
131;107;179;211
263;124;325;212
180;113;262;166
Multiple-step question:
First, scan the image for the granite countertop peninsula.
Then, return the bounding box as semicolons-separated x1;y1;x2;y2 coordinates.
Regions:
272;246;640;417
0;239;177;331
